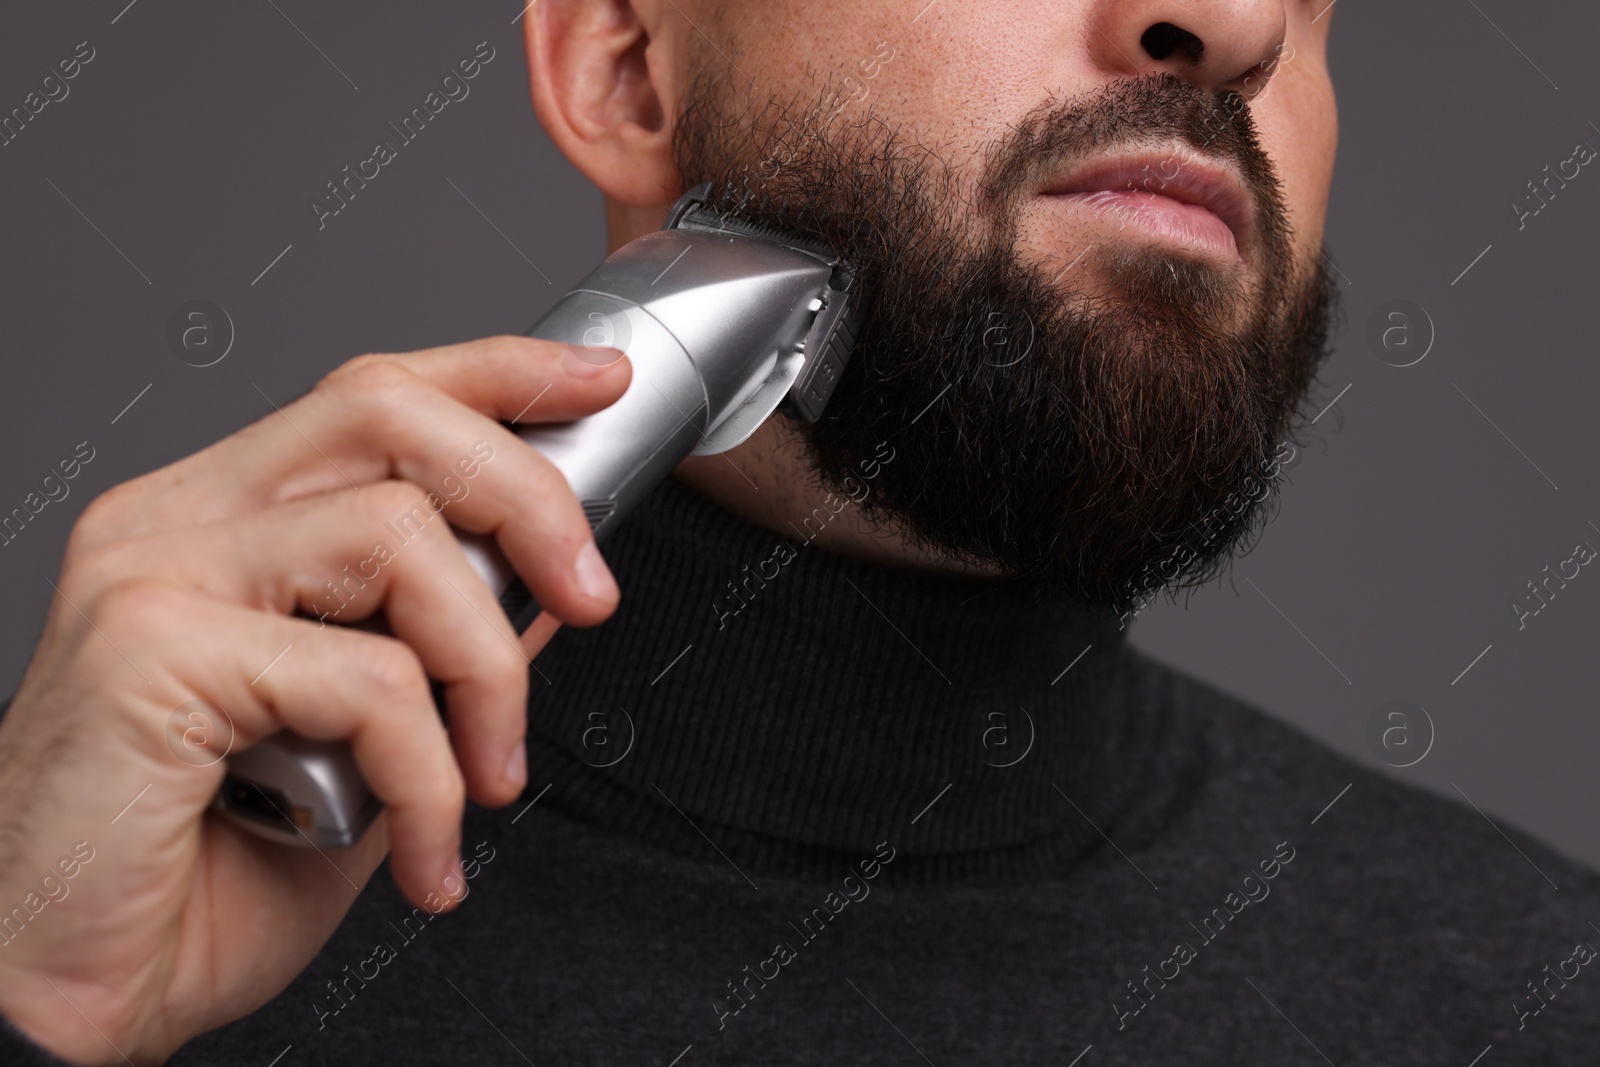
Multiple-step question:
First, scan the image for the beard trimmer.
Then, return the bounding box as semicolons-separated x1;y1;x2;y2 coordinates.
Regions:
212;183;866;848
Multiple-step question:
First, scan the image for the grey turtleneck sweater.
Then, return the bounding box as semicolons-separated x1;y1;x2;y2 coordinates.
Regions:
4;475;1598;1065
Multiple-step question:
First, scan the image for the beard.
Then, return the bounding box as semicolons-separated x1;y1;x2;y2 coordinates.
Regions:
671;65;1337;613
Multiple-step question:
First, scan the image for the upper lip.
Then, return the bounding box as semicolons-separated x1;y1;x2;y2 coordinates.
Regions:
1039;149;1254;255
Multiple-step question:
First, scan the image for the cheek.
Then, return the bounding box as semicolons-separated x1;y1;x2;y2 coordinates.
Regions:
1251;61;1338;250
733;3;1045;182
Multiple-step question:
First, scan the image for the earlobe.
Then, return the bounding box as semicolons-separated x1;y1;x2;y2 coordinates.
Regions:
524;0;681;208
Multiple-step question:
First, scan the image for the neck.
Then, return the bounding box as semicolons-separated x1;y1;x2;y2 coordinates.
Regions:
605;196;670;252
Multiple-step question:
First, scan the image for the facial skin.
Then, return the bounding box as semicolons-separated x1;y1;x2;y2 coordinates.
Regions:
526;0;1339;607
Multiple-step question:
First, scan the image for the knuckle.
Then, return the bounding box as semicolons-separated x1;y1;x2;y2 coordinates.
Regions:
525;448;584;507
509;472;594;575
357;481;446;553
484;637;529;687
57;537;138;603
86;577;186;638
359;638;429;702
360;479;434;528
67;481;140;556
320;353;418;409
436;762;467;813
509;465;568;527
320;351;391;388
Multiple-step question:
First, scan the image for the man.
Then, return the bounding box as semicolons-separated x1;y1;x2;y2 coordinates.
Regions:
0;0;1595;1063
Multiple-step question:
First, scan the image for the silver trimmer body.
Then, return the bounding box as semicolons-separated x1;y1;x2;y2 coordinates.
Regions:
213;184;865;848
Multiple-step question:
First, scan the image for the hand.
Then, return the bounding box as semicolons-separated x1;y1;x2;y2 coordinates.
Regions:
0;336;630;1065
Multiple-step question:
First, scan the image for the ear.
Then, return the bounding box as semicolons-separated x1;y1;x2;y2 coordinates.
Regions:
524;0;682;209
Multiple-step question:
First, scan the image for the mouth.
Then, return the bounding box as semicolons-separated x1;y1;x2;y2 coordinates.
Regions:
1038;149;1254;263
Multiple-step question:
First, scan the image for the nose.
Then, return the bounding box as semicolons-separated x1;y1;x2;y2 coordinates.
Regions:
1088;0;1289;96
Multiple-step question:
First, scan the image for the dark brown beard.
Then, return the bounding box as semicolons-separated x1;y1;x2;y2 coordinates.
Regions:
671;63;1337;612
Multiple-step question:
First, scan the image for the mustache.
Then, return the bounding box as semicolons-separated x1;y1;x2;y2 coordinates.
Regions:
977;73;1289;249
676;71;1292;292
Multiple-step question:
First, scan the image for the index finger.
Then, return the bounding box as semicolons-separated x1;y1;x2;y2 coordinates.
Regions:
69;335;629;554
372;333;628;423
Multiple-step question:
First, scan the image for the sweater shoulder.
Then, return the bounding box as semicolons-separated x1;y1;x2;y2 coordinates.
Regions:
1126;645;1600;911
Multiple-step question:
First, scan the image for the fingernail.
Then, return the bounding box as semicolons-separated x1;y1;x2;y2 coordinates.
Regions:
562;345;620;377
573;541;619;603
505;739;527;788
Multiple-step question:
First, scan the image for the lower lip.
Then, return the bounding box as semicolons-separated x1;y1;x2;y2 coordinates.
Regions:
1046;190;1239;259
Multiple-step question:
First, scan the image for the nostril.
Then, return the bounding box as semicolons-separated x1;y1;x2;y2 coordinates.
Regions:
1141;22;1205;64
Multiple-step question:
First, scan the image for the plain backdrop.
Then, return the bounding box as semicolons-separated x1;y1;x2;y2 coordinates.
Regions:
1;1;1596;869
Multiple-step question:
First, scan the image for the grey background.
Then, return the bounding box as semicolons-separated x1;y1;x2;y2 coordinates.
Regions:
1;1;1596;868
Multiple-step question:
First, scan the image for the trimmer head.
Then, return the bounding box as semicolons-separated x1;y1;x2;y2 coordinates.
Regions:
661;181;868;426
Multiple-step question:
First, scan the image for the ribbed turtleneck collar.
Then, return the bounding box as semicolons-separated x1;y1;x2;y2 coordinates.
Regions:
522;475;1162;883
